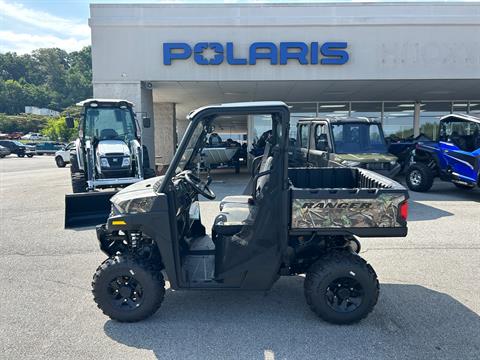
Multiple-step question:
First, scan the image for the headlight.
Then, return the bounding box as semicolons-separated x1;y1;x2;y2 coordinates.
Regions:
390;160;397;166
116;196;156;214
341;160;361;167
122;157;131;167
100;158;110;167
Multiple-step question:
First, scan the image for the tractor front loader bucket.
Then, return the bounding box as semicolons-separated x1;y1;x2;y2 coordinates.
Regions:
65;191;117;229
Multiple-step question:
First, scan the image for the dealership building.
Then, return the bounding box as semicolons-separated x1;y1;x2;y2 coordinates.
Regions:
89;1;480;170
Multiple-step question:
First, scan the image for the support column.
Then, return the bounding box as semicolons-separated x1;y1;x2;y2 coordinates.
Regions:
93;81;155;168
413;102;421;137
177;119;190;143
153;102;176;174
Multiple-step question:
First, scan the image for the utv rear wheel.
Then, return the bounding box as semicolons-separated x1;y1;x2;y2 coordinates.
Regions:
304;251;379;325
406;163;434;192
92;256;165;322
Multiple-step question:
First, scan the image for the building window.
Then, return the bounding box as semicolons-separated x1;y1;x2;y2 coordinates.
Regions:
289;103;316;140
469;102;480;115
383;102;415;140
452;102;468;114
351;102;382;121
299;124;310;147
419;102;452;140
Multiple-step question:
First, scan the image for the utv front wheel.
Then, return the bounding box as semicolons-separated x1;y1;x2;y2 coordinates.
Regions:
304;251;379;324
406;163;434;192
92;256;165;322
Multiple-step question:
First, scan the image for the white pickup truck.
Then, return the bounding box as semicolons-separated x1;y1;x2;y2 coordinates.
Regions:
54;142;74;167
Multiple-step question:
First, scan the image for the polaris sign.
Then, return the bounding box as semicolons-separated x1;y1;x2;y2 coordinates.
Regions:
163;42;349;66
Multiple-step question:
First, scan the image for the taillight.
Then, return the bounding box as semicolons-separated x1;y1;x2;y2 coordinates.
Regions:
399;201;408;221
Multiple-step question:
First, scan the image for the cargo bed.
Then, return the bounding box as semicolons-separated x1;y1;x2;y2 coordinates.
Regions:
288;167;408;237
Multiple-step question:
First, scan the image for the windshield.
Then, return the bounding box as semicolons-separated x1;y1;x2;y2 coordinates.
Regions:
83;107;137;142
331;123;387;154
175;123;206;174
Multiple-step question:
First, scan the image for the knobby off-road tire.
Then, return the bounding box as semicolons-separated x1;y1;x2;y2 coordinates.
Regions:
406;163;434;192
92;256;165;323
55;156;66;168
304;251;379;325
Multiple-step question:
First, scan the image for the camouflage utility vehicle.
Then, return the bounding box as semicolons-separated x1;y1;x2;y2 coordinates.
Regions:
296;117;401;178
90;102;409;325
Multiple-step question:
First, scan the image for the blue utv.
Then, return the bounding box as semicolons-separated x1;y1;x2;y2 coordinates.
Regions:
405;114;480;192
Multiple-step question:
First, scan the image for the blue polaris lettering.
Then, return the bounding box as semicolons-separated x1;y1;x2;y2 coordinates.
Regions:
226;42;247;65
249;42;278;65
194;42;224;65
310;42;319;65
279;42;308;65
163;43;192;65
320;42;349;65
162;42;349;65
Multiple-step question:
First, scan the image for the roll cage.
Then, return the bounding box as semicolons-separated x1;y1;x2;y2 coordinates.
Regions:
155;102;291;193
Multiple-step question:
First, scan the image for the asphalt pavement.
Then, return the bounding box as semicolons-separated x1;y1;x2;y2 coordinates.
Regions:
0;155;479;360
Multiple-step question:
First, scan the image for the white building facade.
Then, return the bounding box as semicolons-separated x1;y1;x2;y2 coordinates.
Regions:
89;2;480;170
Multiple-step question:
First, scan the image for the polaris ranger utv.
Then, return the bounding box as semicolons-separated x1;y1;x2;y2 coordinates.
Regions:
405;114;480;192
296;117;401;178
91;102;408;324
64;99;155;228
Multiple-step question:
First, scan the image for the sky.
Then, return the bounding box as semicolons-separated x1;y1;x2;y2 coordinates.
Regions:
0;0;473;54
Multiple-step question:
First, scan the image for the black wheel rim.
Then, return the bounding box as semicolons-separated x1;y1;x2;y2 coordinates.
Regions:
108;275;144;310
325;277;364;313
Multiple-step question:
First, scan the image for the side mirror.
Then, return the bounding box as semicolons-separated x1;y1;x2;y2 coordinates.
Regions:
65;116;74;129
142;117;151;128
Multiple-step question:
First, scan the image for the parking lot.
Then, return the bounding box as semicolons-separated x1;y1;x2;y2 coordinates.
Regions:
0;155;479;360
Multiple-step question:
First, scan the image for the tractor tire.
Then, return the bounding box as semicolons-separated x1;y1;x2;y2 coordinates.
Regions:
55;156;66;168
406;163;434;192
304;251;379;325
27;154;34;158
92;256;165;323
71;171;87;193
453;183;475;190
143;168;156;179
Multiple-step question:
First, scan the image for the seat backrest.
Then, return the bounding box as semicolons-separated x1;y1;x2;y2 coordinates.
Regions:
256;156;273;199
100;128;118;140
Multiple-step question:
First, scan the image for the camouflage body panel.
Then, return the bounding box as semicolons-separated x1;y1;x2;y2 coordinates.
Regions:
291;194;405;229
332;153;398;163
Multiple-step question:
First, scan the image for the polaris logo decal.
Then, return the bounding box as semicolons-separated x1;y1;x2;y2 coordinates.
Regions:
301;201;372;210
163;42;349;66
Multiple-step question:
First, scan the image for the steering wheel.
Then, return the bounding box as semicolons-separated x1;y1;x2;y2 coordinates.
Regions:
183;171;216;200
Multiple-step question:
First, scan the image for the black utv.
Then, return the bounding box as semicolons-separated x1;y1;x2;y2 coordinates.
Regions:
91;102;409;324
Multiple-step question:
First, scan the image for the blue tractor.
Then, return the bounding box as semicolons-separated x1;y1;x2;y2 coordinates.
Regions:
405;114;480;192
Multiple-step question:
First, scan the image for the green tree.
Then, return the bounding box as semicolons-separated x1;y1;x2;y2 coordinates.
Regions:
41;116;78;142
